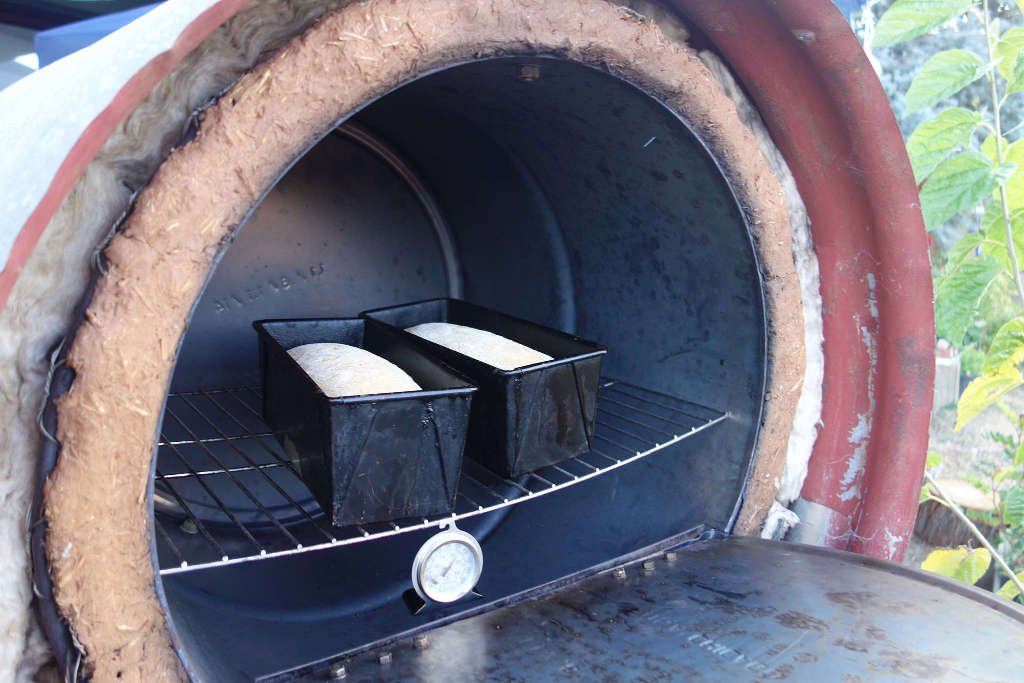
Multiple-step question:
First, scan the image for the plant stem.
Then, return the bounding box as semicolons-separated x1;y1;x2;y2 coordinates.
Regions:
1005;120;1024;138
983;0;1024;307
925;472;1024;598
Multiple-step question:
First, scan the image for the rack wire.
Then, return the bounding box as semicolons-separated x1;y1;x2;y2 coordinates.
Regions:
153;378;728;574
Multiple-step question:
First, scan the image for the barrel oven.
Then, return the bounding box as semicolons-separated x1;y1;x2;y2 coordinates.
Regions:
150;51;779;681
3;0;949;680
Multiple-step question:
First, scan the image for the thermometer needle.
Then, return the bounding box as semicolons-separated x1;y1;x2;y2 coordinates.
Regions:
442;559;456;577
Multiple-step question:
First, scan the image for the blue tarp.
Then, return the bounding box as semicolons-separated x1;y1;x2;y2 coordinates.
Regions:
832;0;869;20
35;3;160;68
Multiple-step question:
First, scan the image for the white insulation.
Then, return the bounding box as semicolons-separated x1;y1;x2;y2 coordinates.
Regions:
698;52;826;533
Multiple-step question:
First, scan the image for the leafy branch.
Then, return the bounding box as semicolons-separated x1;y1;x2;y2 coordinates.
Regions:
876;0;1024;601
980;0;1024;307
925;471;1024;597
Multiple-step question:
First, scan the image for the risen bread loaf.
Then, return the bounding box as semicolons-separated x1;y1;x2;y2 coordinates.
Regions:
406;323;553;371
287;343;421;397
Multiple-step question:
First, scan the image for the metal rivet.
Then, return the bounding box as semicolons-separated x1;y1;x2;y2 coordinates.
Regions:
642;560;656;572
613;567;627;580
414;635;429;650
665;551;678;562
329;663;346;680
180;519;198;535
516;64;541;82
379;652;392;666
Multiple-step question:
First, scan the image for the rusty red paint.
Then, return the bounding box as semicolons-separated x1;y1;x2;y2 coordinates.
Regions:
676;0;933;560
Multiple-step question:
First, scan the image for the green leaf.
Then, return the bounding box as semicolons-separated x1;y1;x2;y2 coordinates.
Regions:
919;151;1013;230
982;198;1009;228
957;366;1024;430
874;0;974;46
994;464;1019;482
998;571;1024;600
921;547;991;584
926;452;944;469
957;548;992;583
1009;52;1024;94
982;316;1024;372
944;231;986;272
907;108;982;183
922;547;967;576
980;232;1024;277
981;200;1024;234
1017;439;1024;465
980;139;1024;213
1005;487;1024;525
905;49;988;113
1001;141;1024;211
936;256;1000;345
981;135;1010;165
966;474;990;492
995;27;1024;81
920;484;932;503
974;200;1024;237
978;202;1024;275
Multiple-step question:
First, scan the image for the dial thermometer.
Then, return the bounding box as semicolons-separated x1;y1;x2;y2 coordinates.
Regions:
411;521;483;604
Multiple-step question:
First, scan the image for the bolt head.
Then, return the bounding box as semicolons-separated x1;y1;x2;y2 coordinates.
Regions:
414;635;429;649
516;64;541;82
613;567;627;580
378;652;392;666
642;560;656;571
328;663;346;679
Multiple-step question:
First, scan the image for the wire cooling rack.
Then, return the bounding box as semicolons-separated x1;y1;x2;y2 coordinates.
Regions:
153;378;728;574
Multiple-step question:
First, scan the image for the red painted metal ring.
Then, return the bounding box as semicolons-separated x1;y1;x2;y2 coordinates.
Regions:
676;0;933;559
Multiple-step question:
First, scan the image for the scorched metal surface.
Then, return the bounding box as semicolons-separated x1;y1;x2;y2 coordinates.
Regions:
297;537;1024;682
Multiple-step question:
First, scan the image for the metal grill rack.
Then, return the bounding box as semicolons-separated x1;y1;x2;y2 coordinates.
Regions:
153;379;728;574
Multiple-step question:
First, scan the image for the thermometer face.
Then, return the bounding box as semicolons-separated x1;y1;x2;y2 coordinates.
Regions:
412;526;483;604
421;540;478;602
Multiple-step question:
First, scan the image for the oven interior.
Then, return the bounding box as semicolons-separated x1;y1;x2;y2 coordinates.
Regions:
152;56;766;681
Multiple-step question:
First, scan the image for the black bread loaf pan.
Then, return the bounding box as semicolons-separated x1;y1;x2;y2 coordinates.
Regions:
361;299;606;477
253;317;475;527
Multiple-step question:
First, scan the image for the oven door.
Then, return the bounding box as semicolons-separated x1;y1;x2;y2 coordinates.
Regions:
270;536;1024;681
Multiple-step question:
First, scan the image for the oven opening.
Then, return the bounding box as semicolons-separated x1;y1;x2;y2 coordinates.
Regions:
153;56;765;681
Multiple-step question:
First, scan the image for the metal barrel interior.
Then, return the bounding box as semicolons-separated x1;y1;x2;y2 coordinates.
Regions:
157;56;765;681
